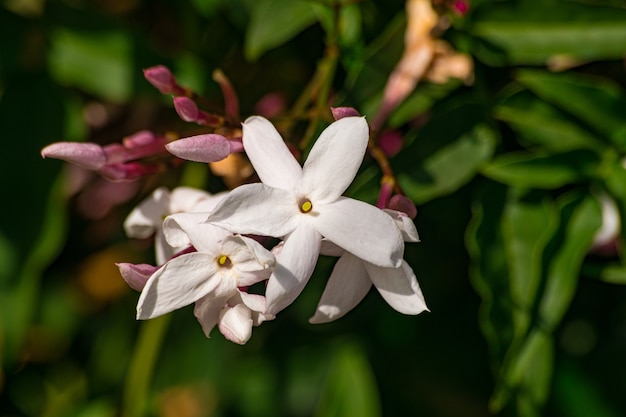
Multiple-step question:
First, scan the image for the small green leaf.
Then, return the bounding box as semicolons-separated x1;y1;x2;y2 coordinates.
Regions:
482;149;600;189
582;263;626;285
244;0;318;61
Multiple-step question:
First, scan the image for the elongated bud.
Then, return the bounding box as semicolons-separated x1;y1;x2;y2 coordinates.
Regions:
376;175;394;209
173;96;200;122
143;65;186;95
379;130;403;157
166;134;231;163
41;142;106;170
389;194;417;219
331;107;360;120
116;262;158;291
213;69;239;122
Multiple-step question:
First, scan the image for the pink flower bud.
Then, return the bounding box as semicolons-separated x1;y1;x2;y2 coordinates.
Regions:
116;262;158;291
255;92;287;118
123;130;156;148
228;137;244;153
41;142;106;170
143;65;177;94
452;0;469;15
213;69;239;122
389;194;417;219
376;176;394;209
165;134;231;163
173;96;200;122
331;107;361;120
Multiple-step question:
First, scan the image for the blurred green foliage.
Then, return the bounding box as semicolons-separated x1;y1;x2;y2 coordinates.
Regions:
2;0;626;416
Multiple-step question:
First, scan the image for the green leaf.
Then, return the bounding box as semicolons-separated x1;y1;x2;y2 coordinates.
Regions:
482;149;600;189
515;70;626;149
244;0;318;61
396;104;496;204
466;182;514;362
539;191;602;330
494;89;606;152
48;27;133;102
502;189;557;338
471;2;626;65
314;342;381;417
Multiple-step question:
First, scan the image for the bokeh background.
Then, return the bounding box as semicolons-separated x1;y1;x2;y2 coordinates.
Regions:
2;0;626;416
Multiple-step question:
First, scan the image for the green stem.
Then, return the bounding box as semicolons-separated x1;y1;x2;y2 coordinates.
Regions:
122;315;171;417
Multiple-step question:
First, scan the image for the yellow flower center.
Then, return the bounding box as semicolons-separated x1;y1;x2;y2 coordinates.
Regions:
300;199;313;213
217;255;232;267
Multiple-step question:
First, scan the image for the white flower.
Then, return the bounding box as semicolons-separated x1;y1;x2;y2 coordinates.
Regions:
310;209;428;323
206;116;404;314
136;212;275;325
123;187;224;264
195;289;274;345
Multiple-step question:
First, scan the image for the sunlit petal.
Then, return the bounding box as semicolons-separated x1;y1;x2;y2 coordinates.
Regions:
366;260;429;315
194;294;229;338
136;252;221;319
384;209;420;242
206;183;299;237
265;223;321;314
242;116;303;189
309;253;372;324
163;212;231;254
313;197;404;268
298;117;369;204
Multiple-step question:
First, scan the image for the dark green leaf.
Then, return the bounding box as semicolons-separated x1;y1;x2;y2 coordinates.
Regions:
244;0;318;61
482;149;600;189
396;104;496;204
472;2;626;65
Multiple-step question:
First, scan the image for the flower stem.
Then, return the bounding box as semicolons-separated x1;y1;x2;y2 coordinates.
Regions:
122;315;171;417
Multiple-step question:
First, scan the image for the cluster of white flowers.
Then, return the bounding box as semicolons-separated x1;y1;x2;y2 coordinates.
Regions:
118;115;428;344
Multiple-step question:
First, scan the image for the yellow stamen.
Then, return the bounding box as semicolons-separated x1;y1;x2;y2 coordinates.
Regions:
300;199;313;213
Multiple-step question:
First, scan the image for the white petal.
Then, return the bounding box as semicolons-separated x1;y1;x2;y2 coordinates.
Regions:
384;209;420;242
219;304;253;345
226;235;276;271
298;117;369;204
265;223;321;314
238;291;267;313
242;116;303;190
123;187;170;238
313;197;404;268
365;260;429;315
206;183;300;237
193;294;229;338
309;253;372;324
169;187;218;213
136;252;226;319
319;239;344;257
163;212;231;254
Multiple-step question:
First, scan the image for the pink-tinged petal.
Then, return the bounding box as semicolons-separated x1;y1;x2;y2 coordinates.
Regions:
384;209;420;243
219;303;253;344
136;252;223;319
166;134;231;163
365;260;429;315
309;253;372;324
206;183;299;237
265;223;321;314
298;117;369;204
194;294;229;338
116;262;158;291
163;212;231;254
123;187;170;238
41;142;106;170
242;116;302;189
143;65;184;95
313;197;404;268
